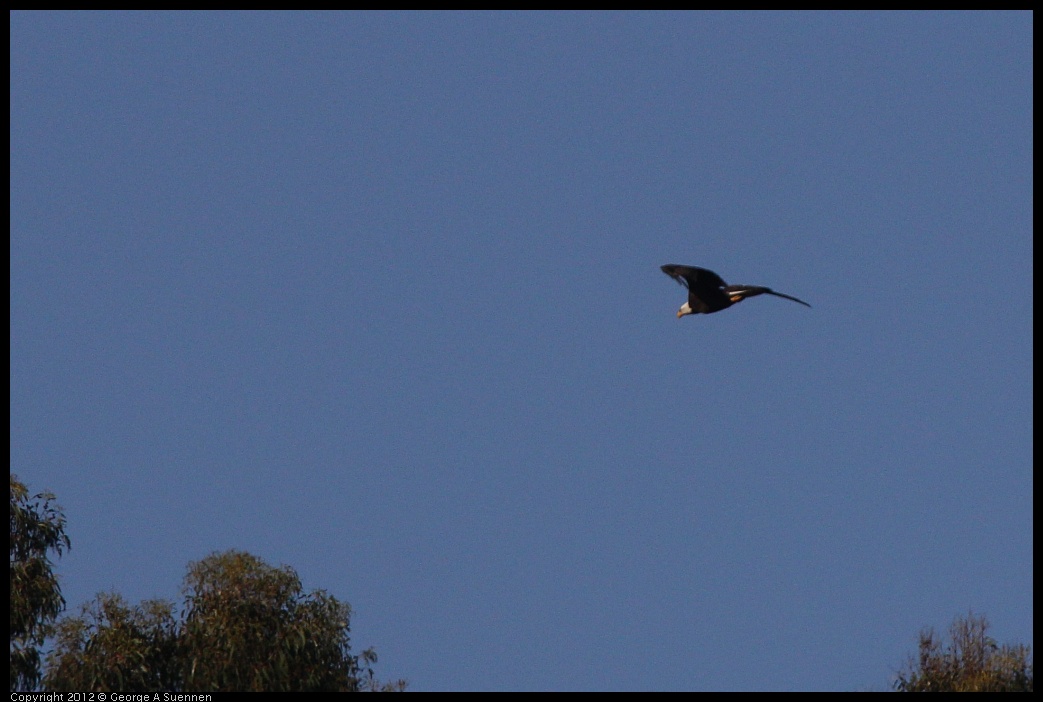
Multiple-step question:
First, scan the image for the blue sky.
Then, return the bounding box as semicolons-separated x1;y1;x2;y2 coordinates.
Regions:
10;11;1032;691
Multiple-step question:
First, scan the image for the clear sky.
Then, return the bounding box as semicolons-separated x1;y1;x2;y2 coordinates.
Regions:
10;11;1032;691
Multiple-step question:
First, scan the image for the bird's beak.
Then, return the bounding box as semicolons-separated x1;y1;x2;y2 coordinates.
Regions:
676;310;684;319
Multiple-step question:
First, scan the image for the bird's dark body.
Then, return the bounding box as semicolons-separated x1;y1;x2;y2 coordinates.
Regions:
660;264;811;317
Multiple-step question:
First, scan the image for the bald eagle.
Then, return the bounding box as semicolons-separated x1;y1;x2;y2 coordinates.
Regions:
661;264;811;318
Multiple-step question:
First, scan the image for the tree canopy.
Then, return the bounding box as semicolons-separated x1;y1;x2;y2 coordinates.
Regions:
10;475;71;691
43;550;404;692
894;613;1032;692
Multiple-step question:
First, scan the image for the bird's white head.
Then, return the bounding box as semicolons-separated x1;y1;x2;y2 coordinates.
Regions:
677;301;693;319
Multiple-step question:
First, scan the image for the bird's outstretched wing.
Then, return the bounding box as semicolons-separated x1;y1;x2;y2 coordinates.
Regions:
660;264;727;292
662;264;733;314
724;285;812;308
763;289;812;308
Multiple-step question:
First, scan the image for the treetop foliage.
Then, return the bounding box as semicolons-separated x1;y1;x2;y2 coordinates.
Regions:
43;550;405;692
10;475;71;691
894;613;1032;692
11;475;403;692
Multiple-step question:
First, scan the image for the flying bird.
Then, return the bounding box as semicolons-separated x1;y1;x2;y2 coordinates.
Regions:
661;264;811;318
